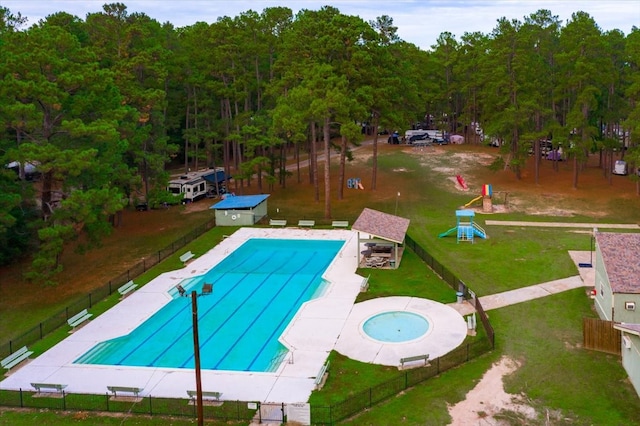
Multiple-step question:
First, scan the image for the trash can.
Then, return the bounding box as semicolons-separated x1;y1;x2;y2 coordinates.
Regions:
456;291;464;304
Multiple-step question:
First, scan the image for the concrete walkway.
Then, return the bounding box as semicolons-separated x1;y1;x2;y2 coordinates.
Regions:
449;250;595;316
484;220;639;229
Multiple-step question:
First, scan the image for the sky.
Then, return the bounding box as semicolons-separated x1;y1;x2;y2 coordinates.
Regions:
3;0;639;50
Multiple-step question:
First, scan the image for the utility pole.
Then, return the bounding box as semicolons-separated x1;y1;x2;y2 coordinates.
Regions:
191;291;204;426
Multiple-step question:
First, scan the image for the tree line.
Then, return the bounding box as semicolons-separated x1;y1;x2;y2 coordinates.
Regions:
0;3;638;283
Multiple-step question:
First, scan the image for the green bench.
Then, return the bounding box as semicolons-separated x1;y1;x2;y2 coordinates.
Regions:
31;382;67;393
179;251;195;264
298;219;315;228
399;354;429;369
314;360;330;389
187;390;223;401
118;280;137;298
107;385;143;398
331;220;349;228
67;309;92;330
269;219;287;227
1;346;33;371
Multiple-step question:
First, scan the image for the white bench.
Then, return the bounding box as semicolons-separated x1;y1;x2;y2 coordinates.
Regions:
399;354;429;369
360;274;370;292
314;360;330;389
67;309;92;330
31;382;67;393
1;346;33;371
179;251;195;264
187;390;223;401
107;385;143;398
269;219;287;227
117;280;137;297
332;220;349;228
298;220;315;228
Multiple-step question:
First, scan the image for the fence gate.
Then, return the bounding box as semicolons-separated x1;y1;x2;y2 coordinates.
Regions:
583;317;621;355
260;402;284;423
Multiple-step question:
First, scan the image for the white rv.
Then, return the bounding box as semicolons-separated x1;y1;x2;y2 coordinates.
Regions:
167;168;227;203
613;160;628;176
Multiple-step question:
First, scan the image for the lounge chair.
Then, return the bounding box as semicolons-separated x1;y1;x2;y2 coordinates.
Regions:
201;283;213;295
176;284;186;297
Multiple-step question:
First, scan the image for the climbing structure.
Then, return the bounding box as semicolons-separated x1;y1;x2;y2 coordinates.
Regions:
438;209;488;243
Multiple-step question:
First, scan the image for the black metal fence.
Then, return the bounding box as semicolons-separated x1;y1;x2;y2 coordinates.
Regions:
0;218;216;359
311;338;493;425
1;229;495;425
405;234;495;347
0;389;257;422
308;236;496;425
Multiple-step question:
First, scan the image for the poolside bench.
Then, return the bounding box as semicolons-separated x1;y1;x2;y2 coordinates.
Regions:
399;354;429;369
269;219;287;227
67;309;92;330
107;386;143;398
1;346;33;371
360;274;371;292
31;382;67;394
298;219;315;228
187;390;223;402
314;360;330;390
180;251;195;264
332;220;349;228
117;280;137;298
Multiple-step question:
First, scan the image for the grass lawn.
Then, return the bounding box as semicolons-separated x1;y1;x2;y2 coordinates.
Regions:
2;142;640;424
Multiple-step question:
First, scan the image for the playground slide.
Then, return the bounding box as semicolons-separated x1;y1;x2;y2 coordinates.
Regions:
464;195;482;208
472;222;487;239
438;227;457;238
456;175;468;189
473;228;487;239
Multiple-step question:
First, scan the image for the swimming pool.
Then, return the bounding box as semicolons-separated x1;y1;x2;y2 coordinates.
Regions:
362;311;430;342
75;238;345;372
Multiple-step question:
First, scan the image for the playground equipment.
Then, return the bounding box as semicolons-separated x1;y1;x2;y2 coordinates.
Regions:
456;175;468;189
438;209;488;243
464;184;493;212
347;177;364;189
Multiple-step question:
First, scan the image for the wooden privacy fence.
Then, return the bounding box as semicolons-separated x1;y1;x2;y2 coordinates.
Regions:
583;317;621;355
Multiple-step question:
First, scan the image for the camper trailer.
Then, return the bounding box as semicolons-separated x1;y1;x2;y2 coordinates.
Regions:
613;160;628;176
167;168;228;203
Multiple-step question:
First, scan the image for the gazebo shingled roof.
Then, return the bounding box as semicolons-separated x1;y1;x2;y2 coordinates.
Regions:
351;208;410;244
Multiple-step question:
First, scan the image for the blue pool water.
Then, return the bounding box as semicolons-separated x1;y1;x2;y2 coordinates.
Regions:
362;311;430;342
75;238;344;372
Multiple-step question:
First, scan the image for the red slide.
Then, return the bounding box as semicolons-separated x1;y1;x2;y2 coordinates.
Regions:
456;175;468;189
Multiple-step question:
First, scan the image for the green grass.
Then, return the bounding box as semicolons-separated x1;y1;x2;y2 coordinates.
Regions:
3;145;640;424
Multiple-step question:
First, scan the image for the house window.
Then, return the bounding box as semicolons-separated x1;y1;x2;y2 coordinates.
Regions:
600;285;604;296
625;301;636;311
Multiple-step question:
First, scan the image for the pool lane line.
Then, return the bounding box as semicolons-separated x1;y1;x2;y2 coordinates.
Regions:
244;258;332;371
208;252;321;371
180;250;308;369
99;247;271;367
144;252;277;367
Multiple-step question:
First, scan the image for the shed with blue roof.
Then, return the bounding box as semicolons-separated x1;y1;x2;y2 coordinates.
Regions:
210;194;270;226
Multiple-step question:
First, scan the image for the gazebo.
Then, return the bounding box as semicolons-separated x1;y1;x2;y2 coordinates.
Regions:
351;208;410;269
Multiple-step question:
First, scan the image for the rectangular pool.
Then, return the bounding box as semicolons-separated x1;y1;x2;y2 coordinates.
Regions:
74;238;345;372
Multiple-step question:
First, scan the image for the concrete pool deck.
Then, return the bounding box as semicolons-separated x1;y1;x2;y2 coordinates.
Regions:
1;228;363;403
0;227;470;404
335;297;467;366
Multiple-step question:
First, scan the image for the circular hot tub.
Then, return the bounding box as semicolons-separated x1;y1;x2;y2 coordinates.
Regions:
362;311;430;343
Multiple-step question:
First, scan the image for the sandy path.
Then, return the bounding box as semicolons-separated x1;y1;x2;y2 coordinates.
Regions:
447;357;536;425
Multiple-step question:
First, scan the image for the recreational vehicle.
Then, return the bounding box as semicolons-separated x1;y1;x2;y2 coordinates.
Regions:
167;168;228;203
